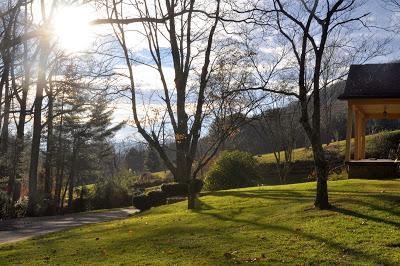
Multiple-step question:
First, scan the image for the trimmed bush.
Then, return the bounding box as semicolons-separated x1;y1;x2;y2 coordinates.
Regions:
132;195;152;211
147;191;167;207
204;150;259;191
132;180;164;189
161;183;188;197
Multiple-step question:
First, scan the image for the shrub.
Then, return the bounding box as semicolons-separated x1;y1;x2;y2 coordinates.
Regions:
132;195;152;211
147;191;167;207
92;180;131;209
13;197;28;218
116;169;140;188
71;198;89;213
0;192;28;219
41;198;57;216
161;183;188;197
133;179;165;189
0;190;10;219
368;130;400;159
204;150;259;191
132;191;168;211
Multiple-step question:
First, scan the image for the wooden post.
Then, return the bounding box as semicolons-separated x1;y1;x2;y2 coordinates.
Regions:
354;109;360;160
345;102;353;162
360;116;366;160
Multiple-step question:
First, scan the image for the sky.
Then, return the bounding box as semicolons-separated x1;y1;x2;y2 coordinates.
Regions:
41;0;400;142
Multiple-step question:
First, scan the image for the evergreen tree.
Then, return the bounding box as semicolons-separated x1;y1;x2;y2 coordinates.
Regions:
125;147;145;173
144;147;161;173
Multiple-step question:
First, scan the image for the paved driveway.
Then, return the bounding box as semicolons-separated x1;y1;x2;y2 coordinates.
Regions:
0;208;138;244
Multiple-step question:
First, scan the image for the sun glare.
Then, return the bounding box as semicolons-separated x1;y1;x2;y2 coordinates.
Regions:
52;5;95;52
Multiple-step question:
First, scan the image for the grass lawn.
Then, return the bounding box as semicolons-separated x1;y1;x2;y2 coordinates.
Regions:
256;130;400;164
151;170;170;179
1;179;399;265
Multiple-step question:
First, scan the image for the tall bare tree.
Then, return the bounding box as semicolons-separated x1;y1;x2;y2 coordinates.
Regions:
248;0;381;209
94;0;262;209
94;0;221;209
254;95;299;184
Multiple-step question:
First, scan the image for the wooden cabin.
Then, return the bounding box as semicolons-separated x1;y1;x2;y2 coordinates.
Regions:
338;63;400;179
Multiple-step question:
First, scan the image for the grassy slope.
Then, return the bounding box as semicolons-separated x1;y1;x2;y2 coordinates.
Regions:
1;179;400;265
151;170;170;179
256;131;397;164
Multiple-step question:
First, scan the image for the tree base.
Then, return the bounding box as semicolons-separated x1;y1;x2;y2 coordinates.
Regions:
187;193;197;210
314;201;333;210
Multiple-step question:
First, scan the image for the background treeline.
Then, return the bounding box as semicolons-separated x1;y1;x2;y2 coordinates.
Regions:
223;81;400;155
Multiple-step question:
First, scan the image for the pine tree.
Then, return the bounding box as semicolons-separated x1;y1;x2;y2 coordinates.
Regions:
145;147;161;173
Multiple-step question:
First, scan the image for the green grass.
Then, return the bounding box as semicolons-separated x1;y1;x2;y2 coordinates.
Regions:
256;130;400;164
151;170;170;179
1;179;400;265
257;146;315;163
256;139;350;163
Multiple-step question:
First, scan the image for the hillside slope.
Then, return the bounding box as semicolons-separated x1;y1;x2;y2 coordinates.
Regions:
256;130;400;184
0;179;399;265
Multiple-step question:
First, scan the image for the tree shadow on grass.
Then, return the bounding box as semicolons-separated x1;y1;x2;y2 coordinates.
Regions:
10;193;398;265
210;189;314;202
330;205;400;228
333;196;400;217
194;199;393;265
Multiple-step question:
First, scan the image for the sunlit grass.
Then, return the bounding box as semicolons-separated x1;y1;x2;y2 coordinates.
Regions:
151;170;170;180
1;179;399;265
257;130;400;164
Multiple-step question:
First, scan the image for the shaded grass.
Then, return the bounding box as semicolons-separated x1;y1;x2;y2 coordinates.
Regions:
0;179;399;265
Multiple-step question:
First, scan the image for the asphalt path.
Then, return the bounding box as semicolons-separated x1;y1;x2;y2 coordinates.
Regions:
0;208;138;244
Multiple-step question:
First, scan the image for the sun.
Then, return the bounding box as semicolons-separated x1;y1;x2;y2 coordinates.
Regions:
52;5;95;52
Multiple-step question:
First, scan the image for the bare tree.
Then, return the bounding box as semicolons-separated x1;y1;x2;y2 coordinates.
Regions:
94;0;265;209
254;95;299;184
248;0;383;209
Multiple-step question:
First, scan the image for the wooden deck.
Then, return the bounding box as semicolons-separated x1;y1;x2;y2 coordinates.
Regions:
346;159;400;179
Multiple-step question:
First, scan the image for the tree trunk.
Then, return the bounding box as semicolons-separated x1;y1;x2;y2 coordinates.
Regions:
27;36;50;216
0;54;9;135
9;2;30;202
300;104;330;209
312;141;330;209
68;145;77;209
301;118;330;209
67;171;74;209
54;93;65;212
187;191;196;209
186;169;197;210
0;70;10;155
60;174;70;212
0;62;10;181
44;88;54;199
311;53;330;210
10;63;29;202
54;161;64;212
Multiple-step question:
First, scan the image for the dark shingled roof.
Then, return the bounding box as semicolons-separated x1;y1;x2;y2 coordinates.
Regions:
338;63;400;100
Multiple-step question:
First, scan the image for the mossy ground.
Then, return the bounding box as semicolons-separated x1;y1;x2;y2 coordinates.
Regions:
1;179;399;265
